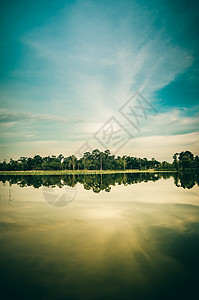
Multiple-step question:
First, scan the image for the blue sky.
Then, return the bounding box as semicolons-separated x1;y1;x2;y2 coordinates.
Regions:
0;0;198;161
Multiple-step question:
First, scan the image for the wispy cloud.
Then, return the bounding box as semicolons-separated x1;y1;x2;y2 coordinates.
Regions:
18;0;194;116
123;132;199;162
0;108;69;124
24;134;35;138
136;106;199;137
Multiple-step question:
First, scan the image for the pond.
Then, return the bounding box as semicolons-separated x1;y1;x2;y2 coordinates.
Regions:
0;172;198;300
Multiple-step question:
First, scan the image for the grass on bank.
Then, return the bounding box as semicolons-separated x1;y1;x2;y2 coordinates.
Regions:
0;169;177;175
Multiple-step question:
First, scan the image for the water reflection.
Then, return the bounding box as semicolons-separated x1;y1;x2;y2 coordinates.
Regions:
0;172;198;300
0;171;198;191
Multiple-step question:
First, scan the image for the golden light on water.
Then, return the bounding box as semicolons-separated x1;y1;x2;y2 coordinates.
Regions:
0;176;199;299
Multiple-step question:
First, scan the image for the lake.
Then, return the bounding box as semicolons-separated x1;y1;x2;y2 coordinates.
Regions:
0;172;199;300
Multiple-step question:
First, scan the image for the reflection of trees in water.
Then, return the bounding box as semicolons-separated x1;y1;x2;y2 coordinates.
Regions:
0;172;198;192
173;172;199;189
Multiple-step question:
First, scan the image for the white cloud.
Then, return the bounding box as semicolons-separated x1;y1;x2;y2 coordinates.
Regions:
24;134;35;138
122;132;199;162
0;109;69;124
137;107;199;137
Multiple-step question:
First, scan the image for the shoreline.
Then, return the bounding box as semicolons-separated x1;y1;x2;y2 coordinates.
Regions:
0;170;177;175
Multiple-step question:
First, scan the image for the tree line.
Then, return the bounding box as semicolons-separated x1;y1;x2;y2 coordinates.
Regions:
0;149;198;171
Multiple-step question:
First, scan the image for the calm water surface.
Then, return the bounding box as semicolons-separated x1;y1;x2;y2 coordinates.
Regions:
0;173;199;300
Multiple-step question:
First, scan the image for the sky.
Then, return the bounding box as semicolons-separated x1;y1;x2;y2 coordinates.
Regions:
0;0;199;162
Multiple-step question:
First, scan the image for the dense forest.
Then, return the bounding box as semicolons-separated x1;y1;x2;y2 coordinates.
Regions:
0;150;198;171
